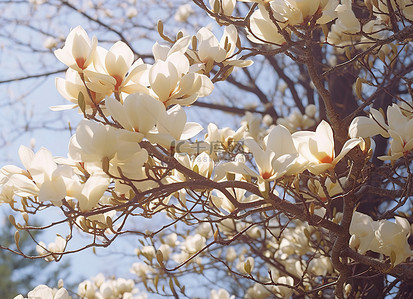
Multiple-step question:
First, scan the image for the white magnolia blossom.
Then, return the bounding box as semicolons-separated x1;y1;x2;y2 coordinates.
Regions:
190;25;253;72
174;4;194;22
349;103;413;160
292;120;361;174
86;41;149;97
53;68;106;111
54;25;97;72
14;285;69;299
36;235;67;262
350;212;412;265
210;288;235;299
149;48;213;106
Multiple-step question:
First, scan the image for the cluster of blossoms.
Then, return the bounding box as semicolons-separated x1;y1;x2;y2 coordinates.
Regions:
76;274;143;299
275;105;317;133
207;0;411;51
14;275;145;299
350;212;412;265
2;0;413;298
14;282;69;299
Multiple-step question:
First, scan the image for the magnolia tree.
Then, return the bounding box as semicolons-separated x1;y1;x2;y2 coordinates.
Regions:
1;0;413;298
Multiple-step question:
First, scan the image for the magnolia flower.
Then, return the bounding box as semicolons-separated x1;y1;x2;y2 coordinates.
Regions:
130;262;155;278
374;217;412;265
86;41;149;96
182;234;206;254
212;174;260;213
69;119;144;163
242;112;263;140
36;235;67;262
126;7;138;19
149;51;213;106
327;0;360;46
52;68;106;111
105;93;165;135
152;35;192;62
115;278;135;294
349;212;379;254
73;172;110;211
349;104;413;160
308;256;333;276
174;4;194;22
276;109;316;133
0;181;15;204
350;212;412;265
275;276;294;298
210;289;235;299
175;152;214;179
279;225;311;256
190;25;252;72
334;0;360;33
43;37;57;50
247;5;287;45
370;0;413;21
348;107;389;139
15;285;69;299
244;283;274;299
146;104;203;150
273;0;337;26
216;124;299;182
237;256;255;275
54;25;97;72
292;120;361;175
1;146;75;206
204;123;245;158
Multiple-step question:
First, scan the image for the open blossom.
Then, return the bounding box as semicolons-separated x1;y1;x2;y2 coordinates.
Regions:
370;0;413;21
210;289;235;299
105;93;165;135
215;125;301;185
1;146;75;206
149;50;213;106
247;0;338;45
349;103;413;160
274;0;338;26
182;233;206;254
52;68;106;111
308;256;333;276
69;119;145;163
190;25;253;72
146;104;203;150
54;25;97;72
174;152;214;179
14;285;69;299
212;174;260;213
292;120;361;175
276;106;317;133
275;276;294;298
174;4;194;22
85;41;149;96
350;212;412;265
327;0;360;47
247;5;287;45
36;235;67;262
374;217;412;265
